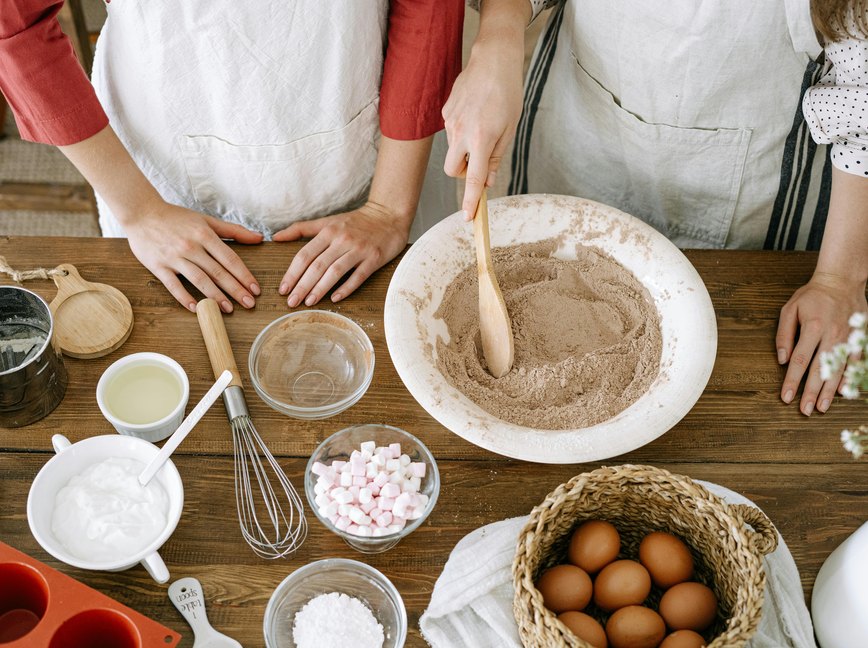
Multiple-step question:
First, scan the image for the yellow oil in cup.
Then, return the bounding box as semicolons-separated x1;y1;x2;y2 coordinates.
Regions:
103;363;184;425
96;353;190;443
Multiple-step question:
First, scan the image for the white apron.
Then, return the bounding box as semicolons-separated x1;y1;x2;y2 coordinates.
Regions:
512;0;826;250
91;1;390;239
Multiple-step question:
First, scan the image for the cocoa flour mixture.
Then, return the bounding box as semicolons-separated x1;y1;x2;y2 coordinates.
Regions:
434;240;662;429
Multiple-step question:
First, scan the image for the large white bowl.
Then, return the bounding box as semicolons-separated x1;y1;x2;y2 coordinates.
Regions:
384;194;717;464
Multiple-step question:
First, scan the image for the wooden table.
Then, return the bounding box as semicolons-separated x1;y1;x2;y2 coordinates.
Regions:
1;237;866;647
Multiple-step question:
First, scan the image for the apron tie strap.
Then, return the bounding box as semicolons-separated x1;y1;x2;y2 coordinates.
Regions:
0;256;68;283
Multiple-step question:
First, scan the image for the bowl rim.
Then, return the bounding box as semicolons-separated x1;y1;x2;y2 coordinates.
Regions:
262;557;408;646
304;424;441;543
248;310;375;417
26;434;184;570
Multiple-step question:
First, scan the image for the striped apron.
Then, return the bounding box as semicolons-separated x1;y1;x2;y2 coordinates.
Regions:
511;0;828;250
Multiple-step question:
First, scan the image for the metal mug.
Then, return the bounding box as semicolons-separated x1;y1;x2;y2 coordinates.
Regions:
0;286;68;427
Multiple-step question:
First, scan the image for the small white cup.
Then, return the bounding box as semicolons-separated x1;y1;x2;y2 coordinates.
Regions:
96;352;189;443
27;434;184;583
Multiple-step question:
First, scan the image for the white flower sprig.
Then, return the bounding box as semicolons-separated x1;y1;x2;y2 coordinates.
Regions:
820;313;868;459
841;428;867;460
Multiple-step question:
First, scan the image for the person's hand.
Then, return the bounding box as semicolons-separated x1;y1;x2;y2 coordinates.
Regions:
776;272;868;415
442;25;525;220
273;202;411;306
124;201;263;313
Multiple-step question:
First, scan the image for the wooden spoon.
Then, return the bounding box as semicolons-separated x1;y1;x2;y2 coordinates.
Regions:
473;188;514;378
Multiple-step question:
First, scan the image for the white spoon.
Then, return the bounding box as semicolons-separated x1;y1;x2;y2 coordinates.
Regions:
138;370;232;486
169;577;242;648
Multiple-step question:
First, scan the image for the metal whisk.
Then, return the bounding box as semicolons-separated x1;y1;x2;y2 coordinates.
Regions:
197;298;307;558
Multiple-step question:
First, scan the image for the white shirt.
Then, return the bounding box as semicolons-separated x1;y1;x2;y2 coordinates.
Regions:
803;12;868;178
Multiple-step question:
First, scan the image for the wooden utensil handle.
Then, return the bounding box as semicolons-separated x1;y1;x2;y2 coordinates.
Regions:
196;298;243;387
473;188;494;273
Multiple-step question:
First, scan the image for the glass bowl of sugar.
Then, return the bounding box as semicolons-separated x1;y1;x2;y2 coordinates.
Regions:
263;558;407;648
304;424;440;554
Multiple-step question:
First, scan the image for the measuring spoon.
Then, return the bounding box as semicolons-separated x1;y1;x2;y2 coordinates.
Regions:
169;577;242;648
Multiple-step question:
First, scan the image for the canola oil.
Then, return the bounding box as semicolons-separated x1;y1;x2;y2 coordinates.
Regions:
104;362;183;424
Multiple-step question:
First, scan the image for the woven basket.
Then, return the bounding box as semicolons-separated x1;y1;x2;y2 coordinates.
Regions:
512;464;779;648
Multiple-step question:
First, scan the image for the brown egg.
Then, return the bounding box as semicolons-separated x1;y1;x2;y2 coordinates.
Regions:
593;559;652;612
638;531;695;588
660;629;708;648
568;520;621;574
558;611;608;648
606;605;666;648
659;582;718;631
535;564;593;613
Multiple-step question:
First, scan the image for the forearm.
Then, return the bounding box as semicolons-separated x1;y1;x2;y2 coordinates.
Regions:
471;0;531;68
815;166;868;288
367;135;434;227
58;125;163;226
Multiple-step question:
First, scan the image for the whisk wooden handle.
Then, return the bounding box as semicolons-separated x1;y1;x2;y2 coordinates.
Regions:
196;298;243;388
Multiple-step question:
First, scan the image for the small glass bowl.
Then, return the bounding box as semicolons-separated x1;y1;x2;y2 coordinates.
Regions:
305;424;440;553
249;311;374;420
263;558;407;648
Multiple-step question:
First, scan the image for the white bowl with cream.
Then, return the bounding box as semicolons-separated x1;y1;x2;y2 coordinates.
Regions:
27;434;184;583
384;194;717;464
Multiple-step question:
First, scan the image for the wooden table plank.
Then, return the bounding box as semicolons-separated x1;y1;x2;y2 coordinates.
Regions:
1;237;867;648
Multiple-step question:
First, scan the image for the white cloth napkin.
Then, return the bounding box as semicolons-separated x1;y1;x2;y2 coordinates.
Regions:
420;482;817;648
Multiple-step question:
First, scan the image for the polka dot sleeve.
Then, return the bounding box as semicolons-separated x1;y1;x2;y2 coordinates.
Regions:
803;14;868;178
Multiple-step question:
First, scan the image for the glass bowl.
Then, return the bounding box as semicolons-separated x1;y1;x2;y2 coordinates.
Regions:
249;311;374;419
263;558;407;648
305;424;440;553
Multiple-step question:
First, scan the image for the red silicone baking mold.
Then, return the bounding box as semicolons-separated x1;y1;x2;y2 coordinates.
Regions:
0;540;181;647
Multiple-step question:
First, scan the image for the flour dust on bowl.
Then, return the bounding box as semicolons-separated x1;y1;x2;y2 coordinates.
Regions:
263;558;407;648
384;194;717;463
249;310;374;419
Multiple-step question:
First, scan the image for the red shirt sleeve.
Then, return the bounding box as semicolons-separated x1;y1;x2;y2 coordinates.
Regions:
0;0;108;145
379;0;464;140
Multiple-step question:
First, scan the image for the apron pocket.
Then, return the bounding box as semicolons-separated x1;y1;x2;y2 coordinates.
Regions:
567;51;752;248
180;100;379;236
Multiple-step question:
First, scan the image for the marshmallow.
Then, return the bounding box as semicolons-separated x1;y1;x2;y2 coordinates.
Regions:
311;461;330;477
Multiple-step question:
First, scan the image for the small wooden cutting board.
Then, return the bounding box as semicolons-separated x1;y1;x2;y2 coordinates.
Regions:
48;263;133;358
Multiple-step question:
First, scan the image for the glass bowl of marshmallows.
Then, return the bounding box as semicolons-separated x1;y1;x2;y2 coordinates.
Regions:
263;558;407;648
304;424;440;553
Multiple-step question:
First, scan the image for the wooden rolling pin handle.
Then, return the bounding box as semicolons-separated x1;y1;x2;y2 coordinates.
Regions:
196;298;243;388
